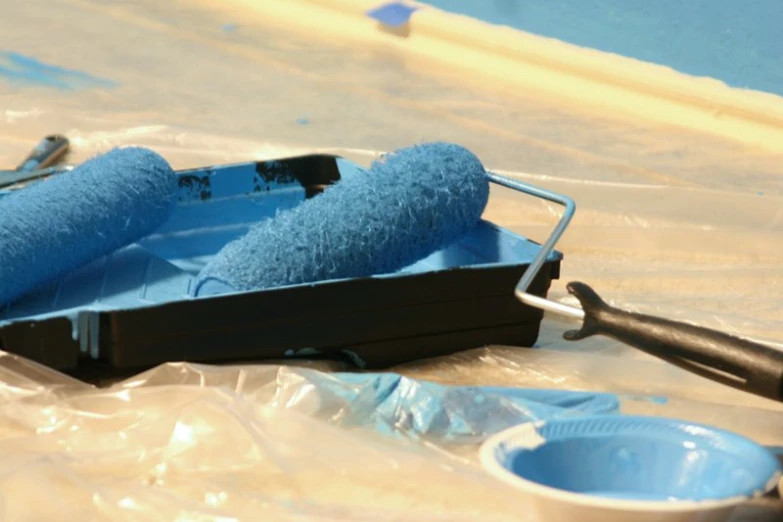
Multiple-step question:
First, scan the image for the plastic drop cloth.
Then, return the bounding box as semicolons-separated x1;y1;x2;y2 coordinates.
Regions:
0;352;623;521
1;0;783;520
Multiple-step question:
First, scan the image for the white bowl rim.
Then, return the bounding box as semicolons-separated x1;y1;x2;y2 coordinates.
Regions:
478;418;782;513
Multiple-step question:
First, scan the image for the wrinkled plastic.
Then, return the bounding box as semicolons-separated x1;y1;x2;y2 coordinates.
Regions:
2;0;783;520
0;351;618;520
0;352;780;520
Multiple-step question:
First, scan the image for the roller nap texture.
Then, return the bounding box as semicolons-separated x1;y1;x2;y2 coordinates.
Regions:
0;146;178;306
194;142;490;296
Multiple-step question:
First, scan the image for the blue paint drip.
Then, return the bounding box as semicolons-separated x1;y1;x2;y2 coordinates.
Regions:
366;2;419;26
0;52;116;90
622;394;669;405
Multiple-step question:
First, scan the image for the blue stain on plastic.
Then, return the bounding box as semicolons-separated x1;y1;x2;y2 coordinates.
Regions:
366;2;418;27
477;386;620;412
0;52;116;90
621;394;668;405
325;373;620;441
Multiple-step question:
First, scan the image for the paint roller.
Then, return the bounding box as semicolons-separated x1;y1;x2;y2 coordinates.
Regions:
193;141;491;295
196;141;783;403
0;146;178;306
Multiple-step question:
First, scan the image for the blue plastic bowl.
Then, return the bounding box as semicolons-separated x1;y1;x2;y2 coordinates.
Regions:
480;415;781;505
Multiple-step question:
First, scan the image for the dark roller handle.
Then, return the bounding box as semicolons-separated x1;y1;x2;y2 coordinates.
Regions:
563;281;783;402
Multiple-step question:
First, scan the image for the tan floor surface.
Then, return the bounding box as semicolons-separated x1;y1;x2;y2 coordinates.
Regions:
1;0;782;519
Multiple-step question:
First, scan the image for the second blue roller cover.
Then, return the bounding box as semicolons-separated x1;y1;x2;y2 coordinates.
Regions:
193;142;491;296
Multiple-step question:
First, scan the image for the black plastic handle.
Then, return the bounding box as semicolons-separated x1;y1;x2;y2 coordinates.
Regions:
563;281;783;402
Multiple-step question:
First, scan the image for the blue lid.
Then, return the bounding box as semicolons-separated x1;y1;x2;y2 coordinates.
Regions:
483;415;781;503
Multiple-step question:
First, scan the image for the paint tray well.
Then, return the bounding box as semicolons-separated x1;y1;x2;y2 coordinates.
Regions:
0;154;562;373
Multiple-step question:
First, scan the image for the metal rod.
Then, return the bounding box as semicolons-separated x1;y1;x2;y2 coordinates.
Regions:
0;134;72;189
14;134;70;172
0;165;74;189
486;172;585;321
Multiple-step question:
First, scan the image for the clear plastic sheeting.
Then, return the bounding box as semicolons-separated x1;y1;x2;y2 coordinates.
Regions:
0;353;779;521
2;0;783;520
0;352;616;521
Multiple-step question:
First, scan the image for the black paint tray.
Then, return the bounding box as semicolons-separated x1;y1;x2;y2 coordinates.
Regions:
0;154;562;373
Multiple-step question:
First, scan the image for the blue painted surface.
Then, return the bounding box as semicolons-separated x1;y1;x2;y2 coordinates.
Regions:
489;415;781;501
421;1;783;97
0;51;116;90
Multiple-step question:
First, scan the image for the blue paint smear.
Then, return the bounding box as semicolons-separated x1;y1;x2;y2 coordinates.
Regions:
367;2;419;27
0;52;116;90
622;394;669;405
328;372;621;441
421;1;783;97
